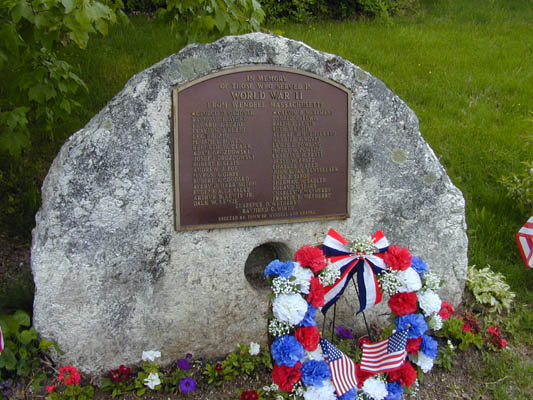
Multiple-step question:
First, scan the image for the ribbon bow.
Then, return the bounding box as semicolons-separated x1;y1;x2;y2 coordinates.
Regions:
321;229;389;315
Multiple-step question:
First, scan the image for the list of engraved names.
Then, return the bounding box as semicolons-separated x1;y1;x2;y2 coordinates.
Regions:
174;68;349;229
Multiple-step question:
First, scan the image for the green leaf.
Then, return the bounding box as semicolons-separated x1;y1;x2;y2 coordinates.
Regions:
62;0;77;13
0;347;17;370
18;328;38;345
13;310;31;328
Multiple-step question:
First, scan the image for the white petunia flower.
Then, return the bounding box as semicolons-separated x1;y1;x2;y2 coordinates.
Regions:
303;379;337;400
362;377;388;400
397;267;422;293
291;262;314;294
143;372;160;389
249;342;260;356
272;293;308;326
428;313;443;331
410;351;434;373
141;350;161;362
419;289;442;316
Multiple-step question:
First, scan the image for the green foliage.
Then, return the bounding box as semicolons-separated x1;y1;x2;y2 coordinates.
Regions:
124;0;165;12
203;343;271;386
260;0;417;22
434;339;455;371
499;161;533;216
467;265;515;314
158;0;265;47
0;310;58;382
49;383;94;400
0;0;125;157
435;317;483;351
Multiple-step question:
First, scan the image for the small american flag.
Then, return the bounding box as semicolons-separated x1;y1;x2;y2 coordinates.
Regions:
516;217;533;268
320;338;358;396
360;330;407;373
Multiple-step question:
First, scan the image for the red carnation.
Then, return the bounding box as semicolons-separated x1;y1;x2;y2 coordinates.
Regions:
388;292;418;316
384;245;412;271
307;277;325;307
58;365;81;386
438;301;455;320
272;362;302;392
355;363;375;388
294;326;320;352
405;337;422;354
240;390;259;400
294;245;327;274
388;361;417;387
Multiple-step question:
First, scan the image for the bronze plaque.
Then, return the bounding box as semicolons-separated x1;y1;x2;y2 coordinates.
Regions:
173;66;350;230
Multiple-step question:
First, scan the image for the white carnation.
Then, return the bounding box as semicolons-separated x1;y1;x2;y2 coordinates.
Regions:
410;351;434;373
272;293;308;326
291;262;314;294
428;313;443;331
397;267;422;293
302;346;324;362
419;289;442;316
303;379;337;400
362;377;388;400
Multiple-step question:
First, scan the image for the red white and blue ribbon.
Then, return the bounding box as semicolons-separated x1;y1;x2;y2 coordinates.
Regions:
321;229;389;315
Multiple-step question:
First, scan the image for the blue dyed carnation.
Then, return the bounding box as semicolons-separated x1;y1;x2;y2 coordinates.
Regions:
396;313;428;339
410;256;428;277
338;388;357;400
264;260;294;278
300;360;331;387
421;334;439;359
299;305;318;327
271;335;305;367
385;381;404;400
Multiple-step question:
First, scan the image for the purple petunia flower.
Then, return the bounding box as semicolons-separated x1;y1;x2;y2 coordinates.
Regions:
179;377;196;394
177;358;191;370
336;325;354;340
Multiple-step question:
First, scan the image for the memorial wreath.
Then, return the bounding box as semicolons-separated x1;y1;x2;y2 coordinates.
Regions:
265;229;452;400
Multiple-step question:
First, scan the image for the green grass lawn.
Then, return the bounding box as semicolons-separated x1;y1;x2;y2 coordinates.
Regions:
3;0;531;397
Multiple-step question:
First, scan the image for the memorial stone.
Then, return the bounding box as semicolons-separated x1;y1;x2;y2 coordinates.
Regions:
31;33;468;373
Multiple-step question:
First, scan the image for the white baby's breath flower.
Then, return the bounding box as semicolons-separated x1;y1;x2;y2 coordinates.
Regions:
268;318;291;337
141;350;161;362
143;372;160;389
318;263;341;287
419;289;442;316
249;342;260;356
378;270;403;296
423;272;441;291
272;293;308;326
362;377;388;400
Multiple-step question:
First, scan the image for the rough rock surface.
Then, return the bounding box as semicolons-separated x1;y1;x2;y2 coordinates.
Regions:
31;33;468;373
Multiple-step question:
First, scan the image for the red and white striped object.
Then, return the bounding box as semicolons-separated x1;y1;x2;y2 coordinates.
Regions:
360;330;407;373
516;217;533;268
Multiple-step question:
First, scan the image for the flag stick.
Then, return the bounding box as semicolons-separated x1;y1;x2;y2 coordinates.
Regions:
351;277;373;341
331;302;337;342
